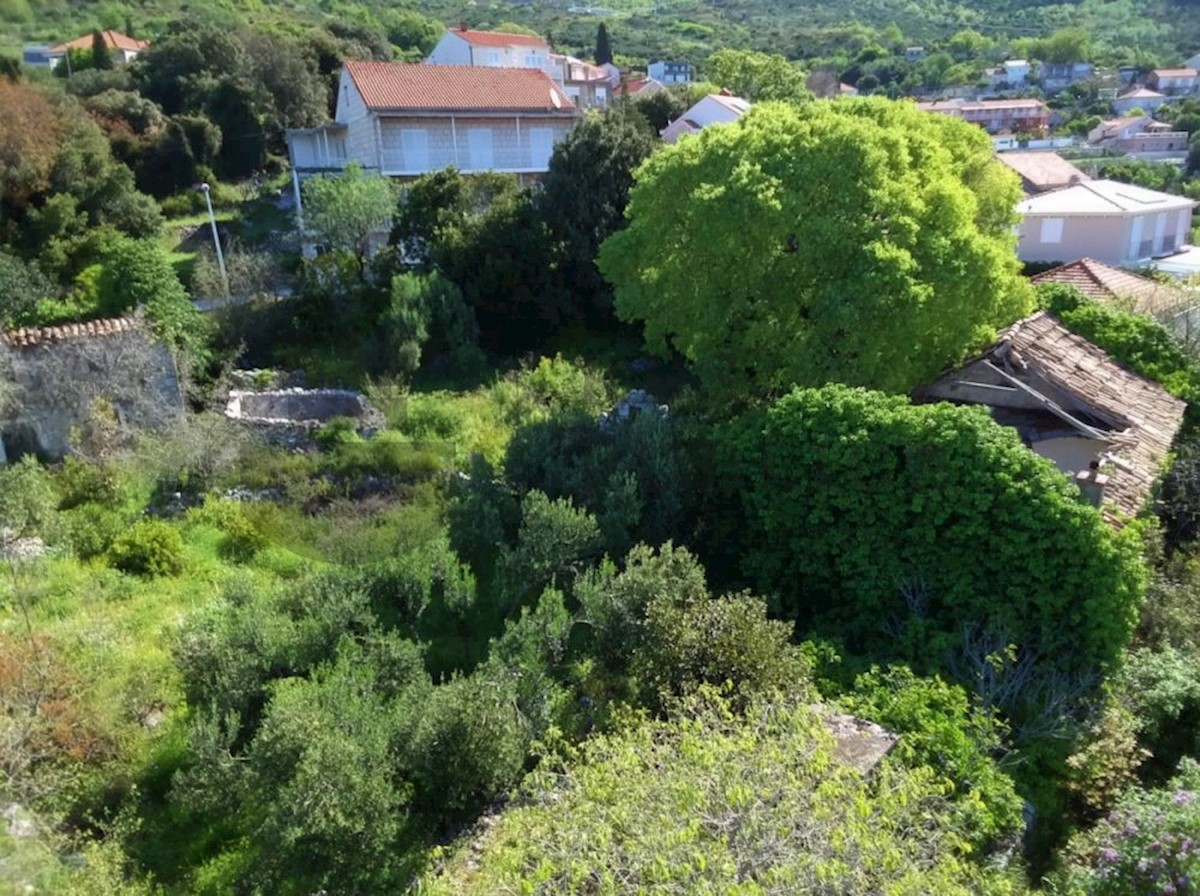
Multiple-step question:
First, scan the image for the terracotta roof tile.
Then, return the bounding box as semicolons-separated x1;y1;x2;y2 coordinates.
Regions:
2;316;139;349
451;29;547;48
1032;258;1195;316
996;151;1090;191
52;30;148;53
993;312;1185;524
345;61;575;113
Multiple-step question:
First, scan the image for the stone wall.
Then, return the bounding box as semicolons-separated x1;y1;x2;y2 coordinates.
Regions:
0;318;183;461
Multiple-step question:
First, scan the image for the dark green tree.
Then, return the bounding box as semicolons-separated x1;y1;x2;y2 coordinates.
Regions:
90;30;113;71
595;23;612;65
537;103;659;328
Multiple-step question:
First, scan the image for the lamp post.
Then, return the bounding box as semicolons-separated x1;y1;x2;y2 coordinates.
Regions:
199;182;230;298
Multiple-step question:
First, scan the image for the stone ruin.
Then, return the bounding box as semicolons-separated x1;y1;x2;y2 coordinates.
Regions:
224;387;383;442
0;316;183;463
598;389;670;431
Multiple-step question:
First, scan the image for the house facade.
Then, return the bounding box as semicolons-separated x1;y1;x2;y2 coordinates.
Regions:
1016;179;1196;266
985;59;1030;90
1038;61;1093;93
426;27;549;69
916;98;1049;135
1148;68;1200;96
647;60;693;84
1111;87;1170;116
288;62;579;184
660;92;750;144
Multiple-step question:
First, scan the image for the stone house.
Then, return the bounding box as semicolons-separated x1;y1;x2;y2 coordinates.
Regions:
916;311;1186;527
0;317;183;462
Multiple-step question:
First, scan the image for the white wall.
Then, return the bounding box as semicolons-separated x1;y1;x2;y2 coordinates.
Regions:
426;33;472;65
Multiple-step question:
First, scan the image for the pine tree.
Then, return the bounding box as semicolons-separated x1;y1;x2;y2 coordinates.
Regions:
595;24;612;66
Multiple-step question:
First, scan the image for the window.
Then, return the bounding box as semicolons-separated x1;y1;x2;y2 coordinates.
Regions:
529;128;555;169
487;50;501;66
524;52;543;67
1039;218;1064;244
401;130;428;172
468;128;494;170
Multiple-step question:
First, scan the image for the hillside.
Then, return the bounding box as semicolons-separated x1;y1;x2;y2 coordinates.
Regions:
2;0;1196;68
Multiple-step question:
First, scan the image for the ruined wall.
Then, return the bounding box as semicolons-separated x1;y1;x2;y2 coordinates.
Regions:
0;318;183;461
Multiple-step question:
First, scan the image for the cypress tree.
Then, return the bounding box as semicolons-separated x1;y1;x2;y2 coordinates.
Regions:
595;23;612;65
91;30;113;70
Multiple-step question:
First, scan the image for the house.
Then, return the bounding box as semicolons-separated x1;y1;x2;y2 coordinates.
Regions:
551;54;613;108
1037;61;1094;93
1112;121;1189;159
647;60;693;84
660;92;750;144
915;311;1186;527
1148;68;1200;96
915;98;1049;135
905;47;926;63
41;29;149;69
0;317;182;462
287;62;578;184
424;26;611;109
1031;257;1195;318
1111;87;1170;116
1088;114;1153;145
426;25;550;69
985;59;1030;90
996;152;1090;195
1016;179;1196;266
615;77;665;97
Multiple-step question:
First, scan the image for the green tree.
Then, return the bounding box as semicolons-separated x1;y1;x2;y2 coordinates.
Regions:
96;238;206;356
599;100;1032;400
421;692;1027;895
704;48;812;102
537;103;659;327
717;385;1146;729
0;250;55;327
595;23;612;65
301;163;398;276
90;30;113;71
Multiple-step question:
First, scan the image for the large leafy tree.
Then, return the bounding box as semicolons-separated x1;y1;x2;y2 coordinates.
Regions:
704;48;812;102
421;692;1026;895
599;99;1033;400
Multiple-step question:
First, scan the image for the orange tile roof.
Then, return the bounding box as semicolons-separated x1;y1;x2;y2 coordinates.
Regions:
51;29;148;53
1154;68;1198;78
344;61;575;113
2;317;139;348
996;151;1090;191
1032;258;1194;316
452;28;547;48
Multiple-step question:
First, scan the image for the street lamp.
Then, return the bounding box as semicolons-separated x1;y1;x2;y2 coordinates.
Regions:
199;182;230;298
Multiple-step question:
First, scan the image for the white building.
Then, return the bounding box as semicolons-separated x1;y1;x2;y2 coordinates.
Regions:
660;92;750;144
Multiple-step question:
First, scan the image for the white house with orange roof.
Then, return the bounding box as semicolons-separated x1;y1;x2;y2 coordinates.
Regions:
29;29;148;69
425;26;612;108
287;62;579;184
660;92;750;144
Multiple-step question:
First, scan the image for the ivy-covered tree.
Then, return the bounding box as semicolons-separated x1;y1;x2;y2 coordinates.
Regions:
599;99;1033;400
717;385;1145;726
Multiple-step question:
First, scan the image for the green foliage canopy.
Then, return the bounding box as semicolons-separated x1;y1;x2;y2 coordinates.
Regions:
718;385;1146;709
599;99;1033;400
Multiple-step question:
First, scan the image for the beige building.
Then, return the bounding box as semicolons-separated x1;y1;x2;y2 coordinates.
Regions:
288;62;579;183
1017;179;1196;266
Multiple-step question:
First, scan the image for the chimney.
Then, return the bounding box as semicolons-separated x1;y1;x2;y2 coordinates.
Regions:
1075;463;1109;508
459;21;468;32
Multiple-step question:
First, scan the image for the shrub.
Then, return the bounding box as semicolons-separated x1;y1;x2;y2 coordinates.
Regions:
65;503;129;560
325;433;446;479
0;456;61;544
107;520;185;577
55;457;122;510
1054;759;1200;896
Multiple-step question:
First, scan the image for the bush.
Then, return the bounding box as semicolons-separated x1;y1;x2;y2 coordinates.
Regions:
1054;759;1200;896
107;520;185;577
324;433;446;479
55;457;122;511
65;503;129;560
0;456;61;544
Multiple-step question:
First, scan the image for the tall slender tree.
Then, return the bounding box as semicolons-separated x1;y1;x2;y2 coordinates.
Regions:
595;23;612;66
91;30;113;70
